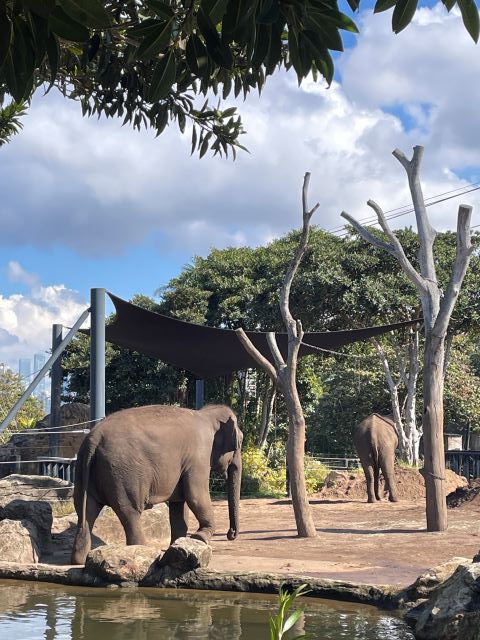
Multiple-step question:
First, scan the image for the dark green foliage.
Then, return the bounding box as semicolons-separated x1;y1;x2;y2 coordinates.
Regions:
0;100;26;146
62;228;480;453
1;1;476;156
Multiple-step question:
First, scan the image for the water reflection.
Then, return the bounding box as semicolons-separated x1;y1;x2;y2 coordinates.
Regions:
0;580;413;640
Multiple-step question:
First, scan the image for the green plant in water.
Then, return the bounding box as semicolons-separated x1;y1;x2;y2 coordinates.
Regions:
269;583;310;640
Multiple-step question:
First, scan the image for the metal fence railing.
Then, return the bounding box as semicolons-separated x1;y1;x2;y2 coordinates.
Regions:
446;450;480;480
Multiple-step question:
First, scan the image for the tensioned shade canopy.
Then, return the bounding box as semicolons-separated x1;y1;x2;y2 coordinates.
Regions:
102;293;421;379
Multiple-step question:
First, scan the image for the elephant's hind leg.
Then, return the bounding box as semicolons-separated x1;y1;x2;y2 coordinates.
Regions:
374;465;381;501
169;501;189;543
71;495;103;565
363;463;377;503
114;505;146;545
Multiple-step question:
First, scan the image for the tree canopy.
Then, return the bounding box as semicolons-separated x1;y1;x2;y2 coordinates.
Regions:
1;0;478;156
62;226;480;455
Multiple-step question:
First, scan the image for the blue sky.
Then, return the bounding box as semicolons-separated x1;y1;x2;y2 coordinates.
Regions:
1;3;480;371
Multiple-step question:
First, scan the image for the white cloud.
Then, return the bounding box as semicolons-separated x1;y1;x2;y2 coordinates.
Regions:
0;265;87;372
0;3;478;260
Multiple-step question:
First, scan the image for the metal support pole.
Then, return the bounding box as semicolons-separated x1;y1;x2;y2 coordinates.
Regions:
90;288;106;424
49;324;63;457
195;379;205;409
0;307;91;435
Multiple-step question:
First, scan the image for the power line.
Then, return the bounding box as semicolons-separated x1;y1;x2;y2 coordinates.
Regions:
328;181;480;234
329;184;480;238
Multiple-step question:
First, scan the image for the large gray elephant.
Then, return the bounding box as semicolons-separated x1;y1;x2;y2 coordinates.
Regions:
71;404;243;565
353;413;399;503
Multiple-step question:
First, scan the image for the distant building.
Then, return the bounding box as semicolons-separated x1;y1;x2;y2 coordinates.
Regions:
19;358;31;381
33;353;49;412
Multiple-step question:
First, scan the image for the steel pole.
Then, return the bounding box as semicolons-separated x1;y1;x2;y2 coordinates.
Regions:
195;379;205;409
0;307;90;434
49;324;63;456
90;288;106;424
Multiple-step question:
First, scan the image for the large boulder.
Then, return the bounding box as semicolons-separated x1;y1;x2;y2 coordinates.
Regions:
92;504;170;547
407;563;480;640
0;498;52;548
143;537;212;585
85;544;163;584
158;537;212;572
0;518;40;563
401;557;473;603
0;474;74;503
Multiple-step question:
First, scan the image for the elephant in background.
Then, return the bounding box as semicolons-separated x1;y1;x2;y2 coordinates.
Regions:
71;404;243;565
353;413;399;503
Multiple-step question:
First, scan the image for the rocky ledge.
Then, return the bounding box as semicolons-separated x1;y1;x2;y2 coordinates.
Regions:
0;541;400;609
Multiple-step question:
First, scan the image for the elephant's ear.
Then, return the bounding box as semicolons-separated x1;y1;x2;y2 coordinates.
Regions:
221;415;242;452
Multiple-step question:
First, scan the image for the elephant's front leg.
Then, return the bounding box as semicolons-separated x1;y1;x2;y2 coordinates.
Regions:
168;501;189;543
184;474;215;544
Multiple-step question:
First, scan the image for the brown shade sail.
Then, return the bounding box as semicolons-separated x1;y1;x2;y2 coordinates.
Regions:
102;293;421;379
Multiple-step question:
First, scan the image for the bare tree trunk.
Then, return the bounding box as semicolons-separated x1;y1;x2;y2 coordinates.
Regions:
372;337;408;456
257;381;275;449
236;173;318;538
342;145;473;532
422;333;448;531
404;328;421;465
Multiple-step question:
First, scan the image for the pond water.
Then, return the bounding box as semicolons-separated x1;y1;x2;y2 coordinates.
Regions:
0;580;414;639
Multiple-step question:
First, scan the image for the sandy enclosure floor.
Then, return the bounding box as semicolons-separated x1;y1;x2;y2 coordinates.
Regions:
207;497;480;586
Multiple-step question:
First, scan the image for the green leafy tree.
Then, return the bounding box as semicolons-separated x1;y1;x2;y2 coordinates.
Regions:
0;367;45;444
62;295;187;412
0;100;26;146
1;1;477;154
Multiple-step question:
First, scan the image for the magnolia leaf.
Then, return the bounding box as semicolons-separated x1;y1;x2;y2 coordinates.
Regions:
198;11;233;69
127;18;162;39
49;6;90;42
28;12;49;65
146;0;175;20
58;0;111;29
308;14;344;51
457;0;479;42
392;0;419;34
200;0;229;24
311;7;359;33
186;33;209;76
258;0;280;25
374;0;397;13
46;33;60;85
0;9;12;69
137;20;173;60
148;50;176;101
442;0;456;10
21;0;56;18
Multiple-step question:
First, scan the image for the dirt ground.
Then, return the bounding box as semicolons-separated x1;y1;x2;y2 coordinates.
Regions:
208;493;480;587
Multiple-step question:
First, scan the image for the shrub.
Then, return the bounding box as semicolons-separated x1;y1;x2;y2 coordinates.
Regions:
241;446;285;496
304;456;329;493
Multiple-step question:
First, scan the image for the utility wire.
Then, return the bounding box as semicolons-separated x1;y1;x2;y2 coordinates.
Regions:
334;185;480;239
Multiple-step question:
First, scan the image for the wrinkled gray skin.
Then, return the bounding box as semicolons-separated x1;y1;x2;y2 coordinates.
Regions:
71;404;243;565
353;413;399;503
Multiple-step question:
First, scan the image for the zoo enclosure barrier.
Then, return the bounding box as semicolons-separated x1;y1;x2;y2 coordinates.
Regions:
446;450;480;480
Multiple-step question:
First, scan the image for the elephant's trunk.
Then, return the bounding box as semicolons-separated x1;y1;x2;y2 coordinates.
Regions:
226;449;242;540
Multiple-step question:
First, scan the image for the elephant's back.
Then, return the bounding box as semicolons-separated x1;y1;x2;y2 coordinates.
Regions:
354;414;398;447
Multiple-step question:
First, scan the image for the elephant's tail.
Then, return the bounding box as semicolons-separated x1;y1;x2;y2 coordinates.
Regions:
71;430;101;564
78;433;100;527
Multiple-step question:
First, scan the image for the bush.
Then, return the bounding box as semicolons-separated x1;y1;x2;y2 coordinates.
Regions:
240;447;330;497
304;456;329;493
241;446;286;496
